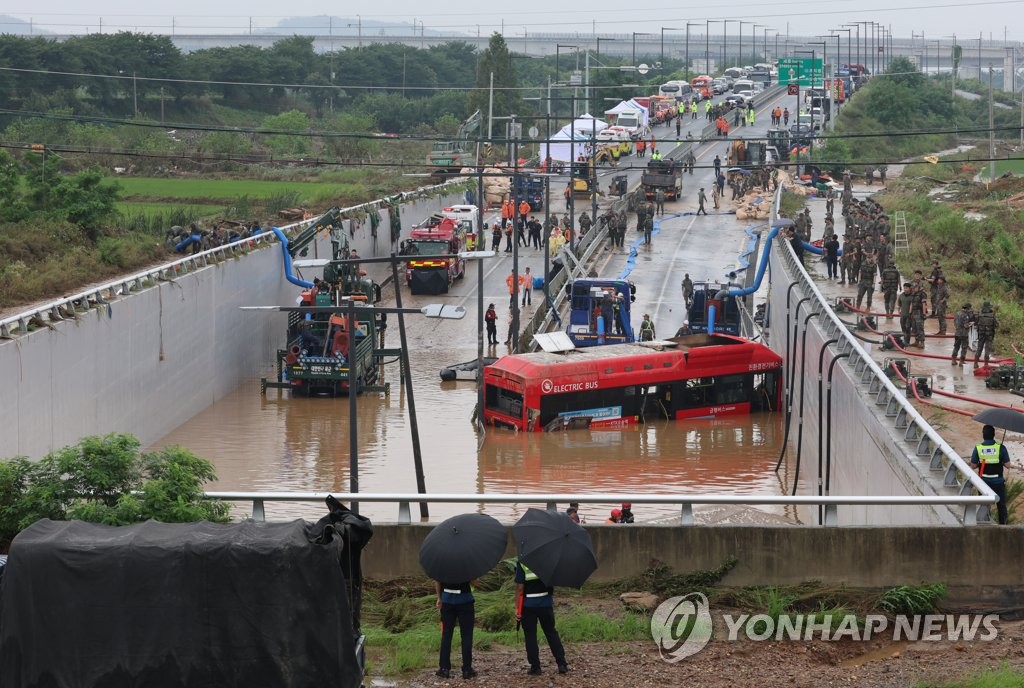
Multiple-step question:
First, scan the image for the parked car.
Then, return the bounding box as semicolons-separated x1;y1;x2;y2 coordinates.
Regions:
712;79;728;95
808;107;826;129
724;93;751;107
790;122;815;147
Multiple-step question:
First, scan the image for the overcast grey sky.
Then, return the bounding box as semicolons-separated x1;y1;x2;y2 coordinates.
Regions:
3;1;1022;42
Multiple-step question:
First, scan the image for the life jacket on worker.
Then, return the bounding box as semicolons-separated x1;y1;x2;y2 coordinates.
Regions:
520;563;553;599
976;442;1003;478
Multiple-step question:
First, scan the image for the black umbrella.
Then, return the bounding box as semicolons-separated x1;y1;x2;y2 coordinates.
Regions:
419;513;507;583
972;407;1024;434
512;508;597;588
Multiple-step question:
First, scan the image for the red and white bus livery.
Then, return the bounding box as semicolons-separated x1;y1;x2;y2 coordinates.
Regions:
482;334;782;432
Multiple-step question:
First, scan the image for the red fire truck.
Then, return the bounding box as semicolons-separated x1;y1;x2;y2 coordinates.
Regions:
400;207;474;294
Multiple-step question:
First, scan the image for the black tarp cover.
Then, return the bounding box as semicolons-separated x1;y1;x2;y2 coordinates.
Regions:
0;518;362;688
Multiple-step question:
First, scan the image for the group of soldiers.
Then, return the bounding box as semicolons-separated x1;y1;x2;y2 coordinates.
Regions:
814;170;1000;366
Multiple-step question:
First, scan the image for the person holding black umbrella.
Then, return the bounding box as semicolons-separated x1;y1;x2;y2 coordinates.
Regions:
971;424;1011;525
515;560;569;676
420;513;507;680
434;578;479;679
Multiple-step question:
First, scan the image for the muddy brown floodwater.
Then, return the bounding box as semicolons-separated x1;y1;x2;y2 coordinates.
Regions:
152;347;806;525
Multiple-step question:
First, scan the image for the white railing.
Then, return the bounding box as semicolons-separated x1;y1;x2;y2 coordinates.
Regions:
0;179;464;338
203;491;996;527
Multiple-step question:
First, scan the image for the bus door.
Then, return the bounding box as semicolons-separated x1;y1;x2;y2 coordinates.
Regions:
751;371;780;412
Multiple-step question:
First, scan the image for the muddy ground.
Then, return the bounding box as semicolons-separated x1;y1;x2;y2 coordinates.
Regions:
391;615;1024;688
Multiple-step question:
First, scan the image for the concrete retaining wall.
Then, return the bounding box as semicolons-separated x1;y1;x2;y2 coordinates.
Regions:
763;242;961;525
365;523;1024;589
0;189;467;460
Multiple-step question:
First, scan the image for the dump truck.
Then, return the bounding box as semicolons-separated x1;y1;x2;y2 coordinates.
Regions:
641;158;684;200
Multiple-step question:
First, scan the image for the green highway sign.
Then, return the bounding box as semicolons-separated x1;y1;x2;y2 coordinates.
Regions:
778;57;824;87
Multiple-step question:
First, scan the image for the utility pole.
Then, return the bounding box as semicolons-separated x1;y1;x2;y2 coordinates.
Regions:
487;72;494;143
989;66;995;185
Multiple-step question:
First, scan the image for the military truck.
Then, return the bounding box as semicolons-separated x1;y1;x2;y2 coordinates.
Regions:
641;158;684;200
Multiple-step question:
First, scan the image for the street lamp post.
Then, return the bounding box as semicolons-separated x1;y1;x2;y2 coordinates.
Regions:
458;248;495;432
555;43;580;97
752;24;765;65
661;27;683;72
685;22;700;80
737;21;748;69
705;20;722;74
722;20;739;69
596;36;617;59
808;41;826;91
832;27;852;76
632;32;654;69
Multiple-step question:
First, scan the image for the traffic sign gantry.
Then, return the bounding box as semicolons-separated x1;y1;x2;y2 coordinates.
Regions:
778;57;824;87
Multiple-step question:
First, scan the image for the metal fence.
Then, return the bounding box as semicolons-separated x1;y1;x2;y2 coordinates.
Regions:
203;491;996;527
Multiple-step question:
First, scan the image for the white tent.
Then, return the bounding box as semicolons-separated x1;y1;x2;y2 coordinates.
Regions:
541;129;591;163
563;113;608;136
603;100;649;128
603;100;640;116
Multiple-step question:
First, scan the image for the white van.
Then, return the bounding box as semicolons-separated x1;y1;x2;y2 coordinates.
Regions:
732;79;754;96
614;111;642;137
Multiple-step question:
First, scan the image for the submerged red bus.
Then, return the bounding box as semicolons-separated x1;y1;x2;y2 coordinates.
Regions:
482;334;782;432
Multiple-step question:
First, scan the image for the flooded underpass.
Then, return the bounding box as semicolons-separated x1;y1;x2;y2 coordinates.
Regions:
152;346;808;525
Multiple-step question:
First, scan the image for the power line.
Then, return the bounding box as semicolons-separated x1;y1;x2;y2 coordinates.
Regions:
3;0;1024;34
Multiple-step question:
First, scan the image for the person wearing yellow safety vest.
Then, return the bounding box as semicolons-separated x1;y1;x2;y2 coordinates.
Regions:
746;107;755;126
971;424;1011;524
514;559;568;676
433;578;479;679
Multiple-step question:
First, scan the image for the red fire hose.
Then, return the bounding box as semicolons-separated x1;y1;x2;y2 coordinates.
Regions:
838;298;953;320
887;361;977;417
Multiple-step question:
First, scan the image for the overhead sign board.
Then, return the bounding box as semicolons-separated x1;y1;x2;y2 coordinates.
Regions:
778;57;824;87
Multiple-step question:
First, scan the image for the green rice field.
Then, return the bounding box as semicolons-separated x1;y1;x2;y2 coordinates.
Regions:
116;177;358;205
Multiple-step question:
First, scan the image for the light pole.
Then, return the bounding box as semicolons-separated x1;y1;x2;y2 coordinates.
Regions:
596;36;617;59
722;20;739;69
705;20;722;74
753;24;766;65
808;41;827;91
555;44;580;92
737;21;748;69
661;27;684;72
771;31;780;64
685;22;700;80
833;27;852;75
632;32;654;69
458;248;496;431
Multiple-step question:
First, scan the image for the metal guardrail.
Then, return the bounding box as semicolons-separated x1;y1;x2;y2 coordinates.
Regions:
204;491;996;527
0;179;464;339
772;185;997;524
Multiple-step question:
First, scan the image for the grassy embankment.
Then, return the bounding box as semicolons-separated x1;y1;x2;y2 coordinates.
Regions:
0;169;422;310
877;163;1024;358
362;561;952;676
920;666;1024;687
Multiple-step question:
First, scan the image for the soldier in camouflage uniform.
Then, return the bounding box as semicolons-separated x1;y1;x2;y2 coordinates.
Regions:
910;282;928;348
974;301;999;367
898;283;915;346
839;236;855;285
880;261;901;319
616;211;628;247
932;277;949;335
856;254;877;309
951;303;975;365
